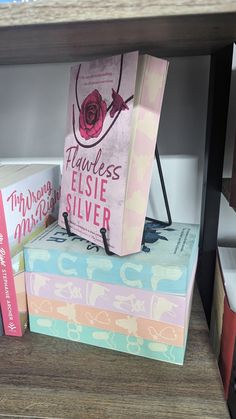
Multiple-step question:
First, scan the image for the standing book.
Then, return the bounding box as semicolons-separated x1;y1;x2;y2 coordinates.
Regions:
209;250;225;359
0;164;61;336
58;51;169;256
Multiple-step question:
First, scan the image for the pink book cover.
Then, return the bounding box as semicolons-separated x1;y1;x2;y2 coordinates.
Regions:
0;164;61;336
59;51;168;256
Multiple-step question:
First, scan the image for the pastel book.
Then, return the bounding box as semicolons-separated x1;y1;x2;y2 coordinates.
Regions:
217;247;236;399
24;220;199;364
58;51;169;256
0;164;61;336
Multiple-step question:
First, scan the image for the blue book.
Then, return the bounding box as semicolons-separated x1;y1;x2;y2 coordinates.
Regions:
24;220;199;295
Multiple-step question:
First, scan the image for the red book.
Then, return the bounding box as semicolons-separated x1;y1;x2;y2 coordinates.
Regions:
219;296;236;399
217;246;236;399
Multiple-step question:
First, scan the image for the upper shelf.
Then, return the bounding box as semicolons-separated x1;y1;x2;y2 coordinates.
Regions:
0;0;236;64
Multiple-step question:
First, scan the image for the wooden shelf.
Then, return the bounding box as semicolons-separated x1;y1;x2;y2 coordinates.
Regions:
0;287;229;418
1;0;236;27
0;1;236;64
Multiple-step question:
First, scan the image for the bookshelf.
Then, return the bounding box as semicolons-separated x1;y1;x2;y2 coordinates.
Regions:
0;1;235;417
1;0;234;323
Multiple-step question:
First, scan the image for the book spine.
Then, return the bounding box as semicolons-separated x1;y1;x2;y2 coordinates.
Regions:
209;253;225;359
121;57;169;255
219;296;236;399
28;314;185;365
0;191;22;336
25;271;187;325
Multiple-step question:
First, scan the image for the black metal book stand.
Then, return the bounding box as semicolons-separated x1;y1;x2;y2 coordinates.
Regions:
62;143;172;256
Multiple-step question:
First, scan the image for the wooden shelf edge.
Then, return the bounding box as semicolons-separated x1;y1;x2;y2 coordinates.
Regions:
0;1;236;29
0;13;236;65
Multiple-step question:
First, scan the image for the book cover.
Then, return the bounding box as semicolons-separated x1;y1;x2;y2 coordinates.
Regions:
25;252;198;365
24;220;199;295
58;51;169;256
0;164;61;336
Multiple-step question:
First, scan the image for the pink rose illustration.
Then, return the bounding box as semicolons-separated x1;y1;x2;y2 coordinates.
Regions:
79;89;107;140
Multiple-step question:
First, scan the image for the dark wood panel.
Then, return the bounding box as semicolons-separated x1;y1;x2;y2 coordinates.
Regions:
0;288;229;418
198;45;233;326
0;13;236;64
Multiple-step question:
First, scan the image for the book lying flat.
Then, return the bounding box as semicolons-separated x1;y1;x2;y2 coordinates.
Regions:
58;51;169;256
24;220;199;295
0;164;61;336
24;221;199;364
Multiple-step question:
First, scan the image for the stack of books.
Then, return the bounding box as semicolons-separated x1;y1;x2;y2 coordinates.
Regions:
23;220;199;365
0;51;201;366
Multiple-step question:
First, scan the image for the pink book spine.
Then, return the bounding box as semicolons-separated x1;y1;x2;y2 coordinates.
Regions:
121;57;169;255
0;191;22;336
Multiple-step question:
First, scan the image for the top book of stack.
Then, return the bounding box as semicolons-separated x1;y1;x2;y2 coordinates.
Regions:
58;51;169;256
